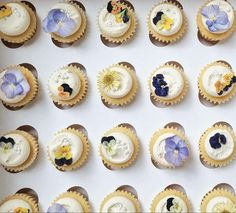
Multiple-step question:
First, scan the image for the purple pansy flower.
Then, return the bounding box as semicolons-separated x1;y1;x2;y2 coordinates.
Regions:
47;203;67;213
1;70;30;99
201;5;230;32
43;9;77;38
164;135;189;167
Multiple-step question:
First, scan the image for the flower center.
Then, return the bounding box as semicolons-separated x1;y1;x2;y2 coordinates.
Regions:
103;75;114;85
210;15;216;22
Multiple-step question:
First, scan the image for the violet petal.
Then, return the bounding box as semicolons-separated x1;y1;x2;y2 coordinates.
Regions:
56;18;77;37
1;82;15;99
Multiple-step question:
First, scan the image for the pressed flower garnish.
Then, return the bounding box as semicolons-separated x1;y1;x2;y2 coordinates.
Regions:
166;197;182;213
152;74;169;97
43;9;77;37
0;136;15;153
209;133;227;149
164;135;189;167
0;5;12;19
58;83;73;98
13;207;30;213
0;70;30;100
47;203;67;213
101;136;117;157
54;145;73;166
214;73;236;95
213;200;236;213
101;70;121;92
153;12;174;31
201;5;230;32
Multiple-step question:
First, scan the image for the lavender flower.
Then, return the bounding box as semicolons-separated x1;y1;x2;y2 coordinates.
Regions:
47;203;67;213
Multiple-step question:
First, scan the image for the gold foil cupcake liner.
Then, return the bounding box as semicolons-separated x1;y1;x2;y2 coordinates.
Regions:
47;128;90;171
99;126;139;169
51;3;87;44
198;62;236;104
48;65;88;107
150;189;192;212
97;63;138;107
149;63;189;106
100;190;141;212
199;124;236;167
201;188;236;212
0;2;37;44
147;1;187;43
149;126;190;169
197;0;236;42
51;191;91;212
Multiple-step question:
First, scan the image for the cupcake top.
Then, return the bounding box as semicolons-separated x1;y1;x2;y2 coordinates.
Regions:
0;3;30;36
201;0;234;34
0;68;30;104
43;3;82;38
0;198;32;212
98;1;131;38
150;3;183;36
0;133;30;167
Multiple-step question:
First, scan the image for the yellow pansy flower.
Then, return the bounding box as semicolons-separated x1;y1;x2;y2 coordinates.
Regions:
0;5;12;19
157;14;174;31
55;145;72;160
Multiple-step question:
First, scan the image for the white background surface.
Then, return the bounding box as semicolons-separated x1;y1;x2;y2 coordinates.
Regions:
1;0;236;212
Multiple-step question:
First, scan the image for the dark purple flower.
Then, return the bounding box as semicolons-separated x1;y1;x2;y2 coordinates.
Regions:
1;70;30;99
47;203;67;213
152;74;169;97
43;9;77;37
201;5;230;32
164;135;189;167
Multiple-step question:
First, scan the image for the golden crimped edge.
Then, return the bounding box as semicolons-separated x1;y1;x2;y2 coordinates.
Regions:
199;124;236;167
198;61;236;104
196;0;236;42
99;126;139;169
98;1;137;44
100;190;141;212
47;128;90;171
0;1;37;43
1;130;39;172
0;65;38;108
150;189;192;212
51;2;87;43
97;63;138;107
201;188;236;212
50;191;91;212
0;193;39;213
149;127;190;169
147;1;187;43
149;63;189;105
48;65;88;107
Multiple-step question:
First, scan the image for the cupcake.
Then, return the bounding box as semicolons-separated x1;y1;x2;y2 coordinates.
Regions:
201;188;236;212
0;2;37;46
148;1;187;44
48;65;88;107
47;127;89;171
198;61;236;104
0;129;39;172
47;191;90;213
150;189;192;212
100;190;141;212
43;2;87;45
97;63;138;107
149;127;190;168
149;63;188;105
0;65;38;108
197;0;236;42
98;0;137;44
99;125;139;169
199;124;236;167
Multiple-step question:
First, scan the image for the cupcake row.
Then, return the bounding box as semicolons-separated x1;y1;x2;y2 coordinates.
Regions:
0;0;235;47
1;122;236;173
1;60;236;110
1;184;236;212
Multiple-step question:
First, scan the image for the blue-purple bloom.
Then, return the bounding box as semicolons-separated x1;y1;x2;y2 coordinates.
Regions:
164;135;189;167
201;5;230;32
47;203;67;213
43;9;77;37
1;70;30;99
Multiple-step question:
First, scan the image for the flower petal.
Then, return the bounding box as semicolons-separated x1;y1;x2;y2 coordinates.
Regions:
43;18;59;33
19;79;30;94
56;18;77;37
202;5;219;18
165;151;183;167
216;11;229;25
1;82;15;99
177;139;187;149
165;137;177;152
47;203;67;213
206;20;213;27
52;9;67;23
14;84;24;96
6;70;24;83
3;72;17;84
179;147;189;160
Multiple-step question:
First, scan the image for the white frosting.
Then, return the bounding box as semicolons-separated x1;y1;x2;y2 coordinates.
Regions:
205;129;234;161
102;66;133;99
56;197;83;213
150;4;183;36
206;196;234;212
154;196;188;213
51;3;81;36
151;67;184;100
0;3;30;36
0;133;30;167
101;196;136;213
48;132;83;165
101;132;134;164
98;7;131;37
202;64;234;97
49;68;81;101
0;199;32;212
202;0;234;34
